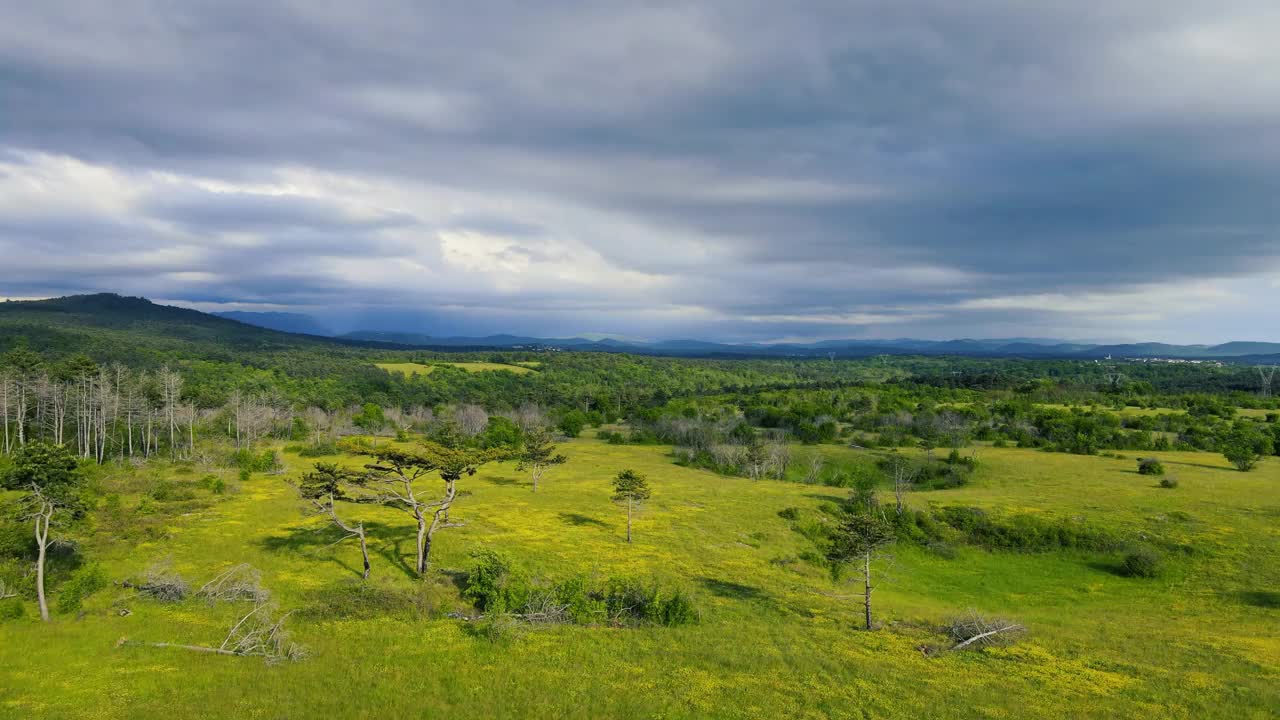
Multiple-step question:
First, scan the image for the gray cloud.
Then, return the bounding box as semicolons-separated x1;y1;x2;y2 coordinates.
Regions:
1;1;1279;342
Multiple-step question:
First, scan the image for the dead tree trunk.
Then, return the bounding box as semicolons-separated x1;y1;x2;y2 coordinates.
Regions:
863;550;873;630
421;480;459;573
33;496;54;622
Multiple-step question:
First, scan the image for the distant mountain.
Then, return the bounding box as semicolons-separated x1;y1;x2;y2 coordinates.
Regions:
339;330;599;348
335;327;1280;360
214;311;333;336
5;294;1280;363
1205;342;1280;357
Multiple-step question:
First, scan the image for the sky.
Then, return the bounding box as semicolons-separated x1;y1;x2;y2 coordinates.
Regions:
1;1;1279;343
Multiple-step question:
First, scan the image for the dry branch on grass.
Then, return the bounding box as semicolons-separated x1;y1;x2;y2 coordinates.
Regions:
197;563;270;604
118;602;307;664
121;562;190;602
943;610;1025;652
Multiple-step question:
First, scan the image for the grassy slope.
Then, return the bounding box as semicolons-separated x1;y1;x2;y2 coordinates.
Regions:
377;362;536;376
1;443;1277;719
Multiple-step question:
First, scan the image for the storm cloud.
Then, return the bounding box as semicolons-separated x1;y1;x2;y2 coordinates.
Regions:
1;1;1278;341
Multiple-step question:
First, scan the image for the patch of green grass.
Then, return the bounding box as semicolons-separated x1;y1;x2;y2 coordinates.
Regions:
0;443;1276;718
377;361;537;376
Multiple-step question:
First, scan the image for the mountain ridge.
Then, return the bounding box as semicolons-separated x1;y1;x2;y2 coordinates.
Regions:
6;295;1280;361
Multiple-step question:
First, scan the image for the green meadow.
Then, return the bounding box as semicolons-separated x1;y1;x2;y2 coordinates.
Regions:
2;440;1276;719
377;361;537;376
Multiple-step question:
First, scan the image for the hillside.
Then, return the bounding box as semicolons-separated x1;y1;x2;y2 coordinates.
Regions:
213;311;334;337
0;294;430;367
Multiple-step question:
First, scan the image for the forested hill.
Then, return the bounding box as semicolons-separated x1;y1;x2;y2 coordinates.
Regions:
0;294;422;360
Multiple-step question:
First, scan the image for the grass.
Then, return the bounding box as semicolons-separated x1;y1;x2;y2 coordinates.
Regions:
1032;403;1274;419
377;361;537;376
1;443;1277;718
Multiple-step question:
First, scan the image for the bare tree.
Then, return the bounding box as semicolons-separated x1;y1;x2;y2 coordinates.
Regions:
0;369;12;454
766;442;791;480
937;410;970;449
886;456;918;516
28;487;57;621
744;438;768;481
511;403;547;432
159;366;183;459
803;453;825;484
452;404;489;438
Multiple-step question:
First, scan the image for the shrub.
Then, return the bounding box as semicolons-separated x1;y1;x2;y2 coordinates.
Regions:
462;550;696;627
0;597;24;621
301;580;424;620
930;506;1118;552
201;474;227;495
1121;547;1163;578
1159;476;1179;489
148;480;196;502
0;521;35;560
297;439;339;457
558;410;588;438
553;575;607;624
462;550;530;614
926;540;958;559
229;449;282;474
56;562;107;614
1137;458;1165;476
777;507;801;522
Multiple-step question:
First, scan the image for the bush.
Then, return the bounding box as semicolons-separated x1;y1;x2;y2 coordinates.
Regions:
928;506;1118;552
297;439;339;457
461;550;696;627
602;577;697;626
0;597;24;621
301;580;425;620
148;480;196;502
229;448;282;474
56;562;107;614
462;550;530;614
1121;547;1163;578
1137;458;1165;476
597;430;627;445
201;474;227;495
1159;476;1179;489
0;521;35;560
558;410;588;438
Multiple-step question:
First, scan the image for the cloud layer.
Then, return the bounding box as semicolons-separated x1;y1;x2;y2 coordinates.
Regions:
2;1;1278;341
